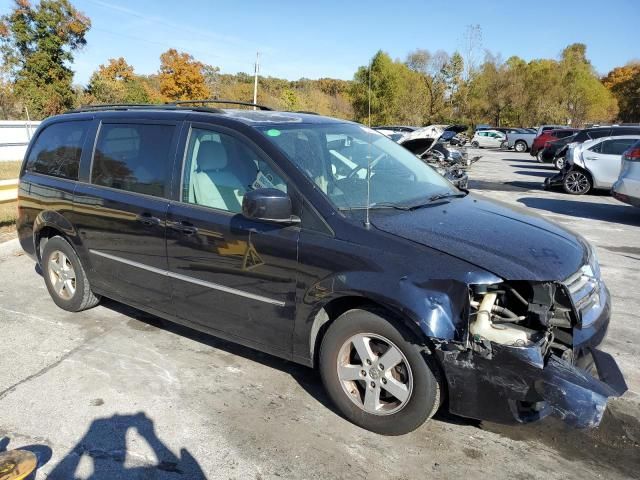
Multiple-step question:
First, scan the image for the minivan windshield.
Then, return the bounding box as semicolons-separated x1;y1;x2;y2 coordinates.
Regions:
258;123;457;210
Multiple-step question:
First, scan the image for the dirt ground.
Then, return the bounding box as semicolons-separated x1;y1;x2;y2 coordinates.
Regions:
0;149;638;479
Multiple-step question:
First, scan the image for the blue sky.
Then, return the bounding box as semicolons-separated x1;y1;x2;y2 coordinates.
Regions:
1;0;638;85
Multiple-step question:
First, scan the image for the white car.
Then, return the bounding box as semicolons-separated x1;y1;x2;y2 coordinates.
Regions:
561;135;640;194
470;130;506;149
612;140;640;207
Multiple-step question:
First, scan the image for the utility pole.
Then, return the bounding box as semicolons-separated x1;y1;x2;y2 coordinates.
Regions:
253;51;260;110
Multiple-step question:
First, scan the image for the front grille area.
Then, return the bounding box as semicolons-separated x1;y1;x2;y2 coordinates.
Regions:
563;265;603;327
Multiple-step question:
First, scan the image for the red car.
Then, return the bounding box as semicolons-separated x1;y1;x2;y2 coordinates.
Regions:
531;128;578;159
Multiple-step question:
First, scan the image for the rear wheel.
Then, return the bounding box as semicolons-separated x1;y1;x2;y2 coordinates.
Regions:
319;309;441;435
536;151;545;163
563;169;592;195
515;140;527;152
471;141;479;148
42;236;100;311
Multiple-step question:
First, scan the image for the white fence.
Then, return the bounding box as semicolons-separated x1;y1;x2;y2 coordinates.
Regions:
0;120;41;161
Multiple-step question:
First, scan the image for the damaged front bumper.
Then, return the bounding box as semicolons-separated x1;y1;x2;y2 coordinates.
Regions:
435;286;627;428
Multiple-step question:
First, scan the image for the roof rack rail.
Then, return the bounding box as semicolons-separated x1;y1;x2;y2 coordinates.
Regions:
66;103;224;114
166;99;273;111
294;110;319;115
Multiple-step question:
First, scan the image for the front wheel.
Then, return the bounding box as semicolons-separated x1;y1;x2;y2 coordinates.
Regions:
514;141;527;152
471;141;480;148
554;156;566;170
319;309;441;435
42;236;101;311
536;151;545;163
563;169;592;195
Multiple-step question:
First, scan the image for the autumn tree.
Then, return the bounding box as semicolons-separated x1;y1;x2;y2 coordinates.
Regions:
0;0;90;117
159;49;209;101
603;63;640;123
84;57;149;104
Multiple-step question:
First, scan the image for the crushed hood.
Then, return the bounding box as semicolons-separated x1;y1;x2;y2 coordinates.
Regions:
371;194;588;281
399;124;467;155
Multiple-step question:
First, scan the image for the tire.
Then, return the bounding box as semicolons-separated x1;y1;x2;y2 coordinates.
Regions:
563;169;592;195
514;141;527;153
536;151;545;163
42;236;101;312
554;156;565;170
319;309;441;435
471;141;479;148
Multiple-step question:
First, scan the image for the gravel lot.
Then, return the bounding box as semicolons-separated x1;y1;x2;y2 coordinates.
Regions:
0;149;639;479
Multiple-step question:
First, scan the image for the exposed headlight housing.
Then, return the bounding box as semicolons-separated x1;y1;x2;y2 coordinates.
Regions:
588;243;601;279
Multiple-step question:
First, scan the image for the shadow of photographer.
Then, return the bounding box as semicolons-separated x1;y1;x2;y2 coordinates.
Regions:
48;412;206;479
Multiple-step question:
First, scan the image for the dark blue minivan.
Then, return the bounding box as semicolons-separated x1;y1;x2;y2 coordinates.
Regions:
17;102;626;434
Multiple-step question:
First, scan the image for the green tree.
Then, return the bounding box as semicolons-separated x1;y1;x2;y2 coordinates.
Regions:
405;49;449;121
0;0;90;118
351;51;401;125
351;50;428;125
559;44;617;125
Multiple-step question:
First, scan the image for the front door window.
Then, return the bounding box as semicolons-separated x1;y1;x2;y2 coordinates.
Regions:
182;128;287;213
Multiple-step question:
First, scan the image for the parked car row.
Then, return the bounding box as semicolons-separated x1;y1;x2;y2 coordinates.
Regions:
612;141;640;207
544;135;640;202
536;125;640;169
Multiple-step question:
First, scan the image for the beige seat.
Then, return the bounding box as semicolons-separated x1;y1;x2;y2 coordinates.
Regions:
192;140;246;212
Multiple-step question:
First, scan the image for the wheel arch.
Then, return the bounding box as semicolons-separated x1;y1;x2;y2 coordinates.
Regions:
308;295;440;369
33;211;80;263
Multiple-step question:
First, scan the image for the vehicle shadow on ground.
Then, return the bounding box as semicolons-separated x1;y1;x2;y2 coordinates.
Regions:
518;197;640;227
0;437;52;480
102;299;341;416
89;301;640;478
46;412;206;479
469;179;543;192
481;407;640;479
510;163;557;170
101;299;479;430
513;170;554;178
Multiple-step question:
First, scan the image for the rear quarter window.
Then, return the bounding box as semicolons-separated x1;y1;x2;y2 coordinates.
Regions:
25;121;89;180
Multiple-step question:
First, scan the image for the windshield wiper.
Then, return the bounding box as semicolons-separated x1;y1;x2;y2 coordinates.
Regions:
368;202;412;210
406;192;467;210
428;192;467;202
339;202;411;211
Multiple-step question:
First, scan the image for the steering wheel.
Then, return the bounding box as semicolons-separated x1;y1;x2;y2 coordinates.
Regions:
346;152;386;180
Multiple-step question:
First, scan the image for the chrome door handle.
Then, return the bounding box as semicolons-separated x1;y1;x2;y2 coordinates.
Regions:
136;213;161;226
168;220;198;235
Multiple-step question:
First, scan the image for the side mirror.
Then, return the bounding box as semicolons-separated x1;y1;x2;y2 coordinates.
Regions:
242;188;300;224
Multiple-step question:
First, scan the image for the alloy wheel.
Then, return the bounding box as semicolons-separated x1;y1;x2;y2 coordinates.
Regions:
555;157;565;170
48;250;76;300
564;171;591;194
336;333;413;415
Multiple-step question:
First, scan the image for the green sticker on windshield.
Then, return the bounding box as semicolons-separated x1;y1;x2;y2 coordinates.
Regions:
266;129;281;137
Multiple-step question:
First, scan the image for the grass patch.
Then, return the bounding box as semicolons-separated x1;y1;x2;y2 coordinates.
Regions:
0;161;22;181
0;201;17;228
